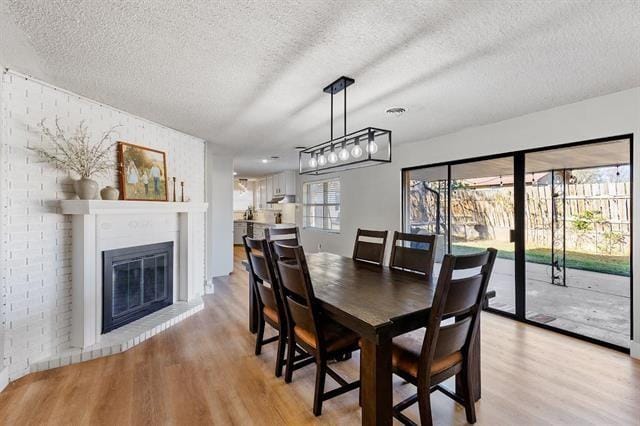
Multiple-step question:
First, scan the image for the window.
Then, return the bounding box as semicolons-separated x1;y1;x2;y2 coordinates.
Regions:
233;180;254;211
303;179;340;231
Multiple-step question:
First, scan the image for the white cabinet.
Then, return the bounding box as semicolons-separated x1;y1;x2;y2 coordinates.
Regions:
273;173;283;195
283;170;296;195
255;171;297;209
270;171;296;196
266;176;274;203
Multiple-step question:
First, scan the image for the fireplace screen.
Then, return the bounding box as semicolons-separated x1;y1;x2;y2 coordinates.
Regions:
102;242;173;333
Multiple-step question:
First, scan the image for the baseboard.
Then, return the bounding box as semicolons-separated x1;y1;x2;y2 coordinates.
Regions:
0;366;8;393
631;341;640;359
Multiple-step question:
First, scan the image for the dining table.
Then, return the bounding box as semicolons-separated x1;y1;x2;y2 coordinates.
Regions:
244;252;490;426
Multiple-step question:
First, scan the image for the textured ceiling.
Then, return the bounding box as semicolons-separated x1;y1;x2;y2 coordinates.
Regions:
2;0;640;177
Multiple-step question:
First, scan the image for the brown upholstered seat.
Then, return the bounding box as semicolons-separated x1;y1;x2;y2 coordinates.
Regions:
391;249;497;425
243;236;288;378
392;329;463;378
270;241;361;416
294;321;359;353
263;306;279;324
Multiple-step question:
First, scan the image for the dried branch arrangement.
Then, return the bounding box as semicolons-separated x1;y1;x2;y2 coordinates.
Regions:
30;118;120;178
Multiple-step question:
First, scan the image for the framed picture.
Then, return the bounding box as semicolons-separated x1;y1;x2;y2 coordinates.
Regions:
117;142;168;201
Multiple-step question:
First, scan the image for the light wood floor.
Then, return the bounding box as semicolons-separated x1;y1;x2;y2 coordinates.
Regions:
1;247;639;425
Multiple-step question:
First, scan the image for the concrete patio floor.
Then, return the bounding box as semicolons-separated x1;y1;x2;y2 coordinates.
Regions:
434;258;630;348
488;259;630;348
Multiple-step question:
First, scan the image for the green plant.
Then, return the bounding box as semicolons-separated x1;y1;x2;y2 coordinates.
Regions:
600;230;626;255
572;210;605;233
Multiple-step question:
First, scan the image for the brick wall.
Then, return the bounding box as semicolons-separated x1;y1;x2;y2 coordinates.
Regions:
0;71;206;381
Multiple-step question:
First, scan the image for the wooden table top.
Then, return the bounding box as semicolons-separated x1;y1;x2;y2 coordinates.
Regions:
304;252;436;341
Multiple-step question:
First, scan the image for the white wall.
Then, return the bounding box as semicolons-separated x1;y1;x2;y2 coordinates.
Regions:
0;71;207;381
299;87;640;355
206;152;234;278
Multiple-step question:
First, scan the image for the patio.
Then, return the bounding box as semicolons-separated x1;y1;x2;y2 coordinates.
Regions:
486;259;630;348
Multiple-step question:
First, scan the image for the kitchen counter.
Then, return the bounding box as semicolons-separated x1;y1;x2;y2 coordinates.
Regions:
234;220;295;226
233;220;297;244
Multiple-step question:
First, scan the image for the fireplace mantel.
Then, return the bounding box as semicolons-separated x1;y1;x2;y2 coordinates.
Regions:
59;199;208;350
60;200;208;215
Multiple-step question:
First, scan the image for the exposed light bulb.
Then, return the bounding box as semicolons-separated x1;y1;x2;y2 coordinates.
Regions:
351;139;363;158
338;143;350;161
327;146;338;164
308;155;317;168
317;151;327;166
366;140;378;154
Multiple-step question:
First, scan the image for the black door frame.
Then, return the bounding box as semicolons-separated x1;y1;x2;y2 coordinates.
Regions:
401;134;634;353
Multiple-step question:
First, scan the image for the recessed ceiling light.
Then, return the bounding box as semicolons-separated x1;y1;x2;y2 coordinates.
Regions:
386;107;406;116
261;159;268;163
233;171;237;176
294;146;306;150
270;156;280;159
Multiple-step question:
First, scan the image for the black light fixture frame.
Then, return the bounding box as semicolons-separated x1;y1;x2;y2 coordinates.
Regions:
299;76;392;175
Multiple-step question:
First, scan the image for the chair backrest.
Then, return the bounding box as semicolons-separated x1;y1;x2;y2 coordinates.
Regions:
352;228;388;266
243;236;284;321
264;226;300;246
270;242;324;352
389;231;437;277
419;248;497;379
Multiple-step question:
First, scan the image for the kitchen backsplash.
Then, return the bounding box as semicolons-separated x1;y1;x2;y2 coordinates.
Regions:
233;204;297;224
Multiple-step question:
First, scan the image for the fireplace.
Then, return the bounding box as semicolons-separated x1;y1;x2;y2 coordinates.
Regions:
102;242;174;333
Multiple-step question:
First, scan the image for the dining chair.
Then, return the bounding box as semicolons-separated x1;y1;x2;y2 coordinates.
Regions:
389;232;437;277
264;226;300;246
391;248;497;425
242;236;288;377
352;228;388;266
270;241;361;416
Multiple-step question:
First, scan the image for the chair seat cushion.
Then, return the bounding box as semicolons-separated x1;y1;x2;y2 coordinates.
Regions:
263;306;279;325
294;320;359;353
392;329;463;378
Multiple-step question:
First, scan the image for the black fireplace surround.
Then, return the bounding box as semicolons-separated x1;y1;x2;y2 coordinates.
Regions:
102;242;173;333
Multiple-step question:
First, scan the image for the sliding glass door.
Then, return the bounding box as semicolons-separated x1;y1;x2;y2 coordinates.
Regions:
450;158;516;314
402;136;632;350
524;139;631;348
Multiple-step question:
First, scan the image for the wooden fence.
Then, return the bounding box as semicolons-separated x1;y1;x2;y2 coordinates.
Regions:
410;181;631;255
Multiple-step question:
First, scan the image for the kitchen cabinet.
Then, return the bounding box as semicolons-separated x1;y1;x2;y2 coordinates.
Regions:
266;176;274;204
256;171;297;208
283;170;296;195
272;171;296;196
273;173;283;195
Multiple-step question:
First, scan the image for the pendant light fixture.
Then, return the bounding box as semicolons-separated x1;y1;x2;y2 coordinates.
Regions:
299;76;391;175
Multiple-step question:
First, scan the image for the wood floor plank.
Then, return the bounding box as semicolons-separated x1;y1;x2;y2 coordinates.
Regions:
0;246;638;425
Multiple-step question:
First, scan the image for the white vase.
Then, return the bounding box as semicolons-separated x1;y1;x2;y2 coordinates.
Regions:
100;186;119;200
73;177;99;200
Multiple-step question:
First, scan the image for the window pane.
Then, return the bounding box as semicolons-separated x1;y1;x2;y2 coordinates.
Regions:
303;179;340;231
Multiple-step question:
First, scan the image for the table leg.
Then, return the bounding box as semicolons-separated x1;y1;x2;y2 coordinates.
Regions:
248;272;258;334
456;315;481;401
360;337;392;426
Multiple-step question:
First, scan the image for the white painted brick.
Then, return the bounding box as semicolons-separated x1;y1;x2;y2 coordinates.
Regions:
1;75;205;380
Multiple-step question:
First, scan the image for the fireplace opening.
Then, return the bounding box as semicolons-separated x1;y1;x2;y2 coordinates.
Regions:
102;242;173;333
